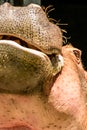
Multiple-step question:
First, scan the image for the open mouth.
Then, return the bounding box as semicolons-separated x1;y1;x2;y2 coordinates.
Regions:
0;34;63;94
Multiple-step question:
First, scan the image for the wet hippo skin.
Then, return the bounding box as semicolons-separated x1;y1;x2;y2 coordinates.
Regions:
0;45;87;130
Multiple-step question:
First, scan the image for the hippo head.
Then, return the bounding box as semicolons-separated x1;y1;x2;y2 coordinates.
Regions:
0;2;87;130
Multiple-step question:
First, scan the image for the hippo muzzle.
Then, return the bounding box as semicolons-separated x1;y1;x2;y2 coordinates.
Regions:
0;2;63;93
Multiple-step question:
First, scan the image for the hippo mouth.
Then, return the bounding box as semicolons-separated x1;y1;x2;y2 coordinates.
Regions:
0;34;63;64
0;34;44;52
0;34;63;93
0;2;64;93
0;3;64;130
0;34;64;75
0;35;64;129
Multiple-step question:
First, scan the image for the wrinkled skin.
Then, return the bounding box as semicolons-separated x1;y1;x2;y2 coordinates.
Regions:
49;45;87;130
0;3;63;92
0;2;87;130
0;2;62;54
0;45;87;130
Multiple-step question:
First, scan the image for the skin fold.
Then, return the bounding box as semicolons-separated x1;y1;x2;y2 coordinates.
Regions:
49;45;87;130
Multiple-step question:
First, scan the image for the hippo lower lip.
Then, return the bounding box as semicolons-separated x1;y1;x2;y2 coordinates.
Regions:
0;124;34;130
0;39;63;93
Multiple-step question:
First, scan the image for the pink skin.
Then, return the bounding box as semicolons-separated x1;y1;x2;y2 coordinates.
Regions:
0;45;87;130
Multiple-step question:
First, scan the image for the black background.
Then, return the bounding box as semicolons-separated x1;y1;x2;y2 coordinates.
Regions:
41;0;87;70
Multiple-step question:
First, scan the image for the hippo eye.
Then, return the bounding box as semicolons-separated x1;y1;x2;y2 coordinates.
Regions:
73;49;81;60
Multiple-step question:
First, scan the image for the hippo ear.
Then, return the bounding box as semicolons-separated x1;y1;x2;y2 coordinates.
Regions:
73;49;82;64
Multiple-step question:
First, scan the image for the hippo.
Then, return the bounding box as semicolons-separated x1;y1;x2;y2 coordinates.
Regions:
0;2;87;130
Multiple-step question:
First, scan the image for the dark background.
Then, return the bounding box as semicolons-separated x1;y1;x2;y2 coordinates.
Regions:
1;0;87;69
42;0;87;70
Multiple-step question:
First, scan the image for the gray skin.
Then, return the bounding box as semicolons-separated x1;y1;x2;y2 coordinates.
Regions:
0;45;87;130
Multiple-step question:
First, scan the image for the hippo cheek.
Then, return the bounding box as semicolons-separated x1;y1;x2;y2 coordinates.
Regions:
49;46;87;122
0;40;63;93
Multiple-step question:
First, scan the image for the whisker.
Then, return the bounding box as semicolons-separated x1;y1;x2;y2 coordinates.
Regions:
61;29;67;33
